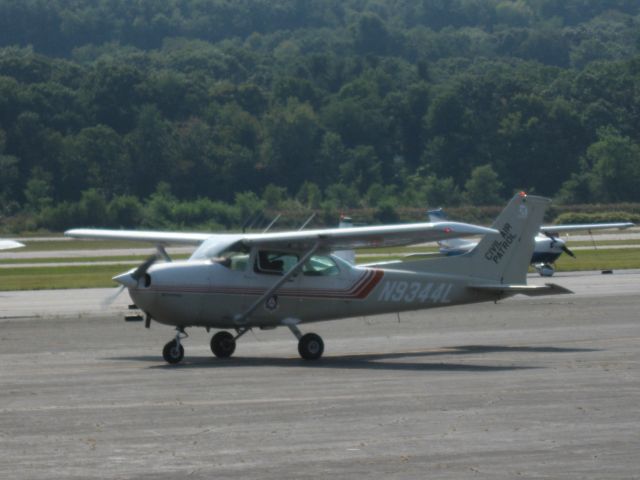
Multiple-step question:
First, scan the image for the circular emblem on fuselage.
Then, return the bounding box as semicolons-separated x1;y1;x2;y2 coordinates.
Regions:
265;295;279;311
518;204;528;218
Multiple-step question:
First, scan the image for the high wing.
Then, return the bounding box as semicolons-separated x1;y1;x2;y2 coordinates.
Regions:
64;228;211;245
0;239;25;250
540;222;634;234
239;221;497;251
66;222;497;253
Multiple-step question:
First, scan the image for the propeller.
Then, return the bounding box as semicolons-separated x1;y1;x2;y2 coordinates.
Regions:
542;231;576;258
131;254;159;281
102;254;159;307
560;243;576;258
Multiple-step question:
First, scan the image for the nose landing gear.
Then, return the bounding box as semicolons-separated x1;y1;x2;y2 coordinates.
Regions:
533;262;555;277
162;327;187;364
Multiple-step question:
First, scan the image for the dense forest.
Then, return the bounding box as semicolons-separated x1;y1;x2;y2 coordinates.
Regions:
1;0;640;231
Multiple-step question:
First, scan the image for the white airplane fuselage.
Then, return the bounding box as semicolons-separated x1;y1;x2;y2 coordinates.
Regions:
125;256;496;330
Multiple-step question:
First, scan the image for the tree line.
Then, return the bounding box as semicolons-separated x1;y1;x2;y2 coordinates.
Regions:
1;0;640;230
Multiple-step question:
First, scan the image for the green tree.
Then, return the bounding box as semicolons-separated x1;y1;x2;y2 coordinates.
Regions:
586;128;640;202
296;181;322;209
260;99;322;192
126;105;178;197
463;164;504;205
23;167;53;212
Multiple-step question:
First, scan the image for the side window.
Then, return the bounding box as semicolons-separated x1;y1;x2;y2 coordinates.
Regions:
303;255;339;276
255;251;300;275
213;243;250;271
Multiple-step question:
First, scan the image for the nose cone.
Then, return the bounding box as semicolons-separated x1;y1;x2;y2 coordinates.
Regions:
113;270;138;288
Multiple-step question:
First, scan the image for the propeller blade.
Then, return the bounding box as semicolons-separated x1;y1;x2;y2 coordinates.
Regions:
101;285;126;308
561;244;576;258
131;254;158;280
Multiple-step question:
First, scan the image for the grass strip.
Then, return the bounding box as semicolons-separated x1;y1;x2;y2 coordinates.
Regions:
0;264;130;290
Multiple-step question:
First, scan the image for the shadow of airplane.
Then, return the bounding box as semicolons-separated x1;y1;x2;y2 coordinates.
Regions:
106;344;597;372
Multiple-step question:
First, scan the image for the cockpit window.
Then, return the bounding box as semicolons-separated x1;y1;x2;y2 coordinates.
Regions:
302;255;339;276
253;251;341;277
213;243;250;271
255;251;299;275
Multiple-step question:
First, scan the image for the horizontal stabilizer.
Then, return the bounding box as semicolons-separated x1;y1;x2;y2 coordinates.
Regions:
469;283;573;296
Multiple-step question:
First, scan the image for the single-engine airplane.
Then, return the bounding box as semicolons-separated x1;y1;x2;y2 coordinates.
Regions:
428;208;634;276
65;193;570;364
0;239;24;250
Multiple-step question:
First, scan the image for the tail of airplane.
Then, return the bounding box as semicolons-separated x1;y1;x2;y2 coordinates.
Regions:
334;216;356;264
398;192;551;285
467;192;546;284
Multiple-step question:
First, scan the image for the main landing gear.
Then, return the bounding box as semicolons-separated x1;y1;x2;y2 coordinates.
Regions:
287;323;324;360
210;328;250;358
160;325;325;364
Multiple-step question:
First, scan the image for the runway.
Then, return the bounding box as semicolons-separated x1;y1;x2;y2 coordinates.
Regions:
1;271;639;479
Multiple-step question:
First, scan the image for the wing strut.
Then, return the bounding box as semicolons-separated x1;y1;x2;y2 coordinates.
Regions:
233;241;321;325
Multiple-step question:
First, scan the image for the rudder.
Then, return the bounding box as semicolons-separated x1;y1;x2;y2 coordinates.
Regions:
468;192;549;284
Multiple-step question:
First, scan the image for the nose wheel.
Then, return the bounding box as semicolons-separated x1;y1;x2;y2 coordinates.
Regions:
534;262;555;277
162;328;187;364
162;339;184;364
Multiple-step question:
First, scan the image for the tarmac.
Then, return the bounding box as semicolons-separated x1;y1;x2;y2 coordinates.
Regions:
1;270;639;479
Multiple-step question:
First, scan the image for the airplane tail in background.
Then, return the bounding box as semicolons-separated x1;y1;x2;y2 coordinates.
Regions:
333;216;356;264
400;193;550;285
427;208;476;254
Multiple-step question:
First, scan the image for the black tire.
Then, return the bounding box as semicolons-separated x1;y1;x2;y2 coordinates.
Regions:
162;339;184;364
298;333;324;360
210;331;236;358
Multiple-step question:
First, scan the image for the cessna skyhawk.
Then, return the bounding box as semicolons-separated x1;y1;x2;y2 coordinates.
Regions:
66;193;569;364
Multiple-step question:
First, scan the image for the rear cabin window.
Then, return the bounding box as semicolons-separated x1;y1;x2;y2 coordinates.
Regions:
302;255;339;276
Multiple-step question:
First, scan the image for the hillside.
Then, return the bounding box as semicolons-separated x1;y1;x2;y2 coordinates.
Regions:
1;0;639;230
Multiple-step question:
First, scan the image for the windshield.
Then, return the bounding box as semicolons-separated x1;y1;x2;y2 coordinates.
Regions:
213;242;251;271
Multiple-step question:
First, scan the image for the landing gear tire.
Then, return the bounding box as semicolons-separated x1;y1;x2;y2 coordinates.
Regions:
162;339;184;364
535;263;555;277
298;333;324;360
211;331;236;358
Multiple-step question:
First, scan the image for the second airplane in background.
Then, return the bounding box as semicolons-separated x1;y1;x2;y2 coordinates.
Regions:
428;208;634;276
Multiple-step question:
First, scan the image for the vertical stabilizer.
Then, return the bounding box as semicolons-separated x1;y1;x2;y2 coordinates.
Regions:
469;192;549;284
334;216;356;264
